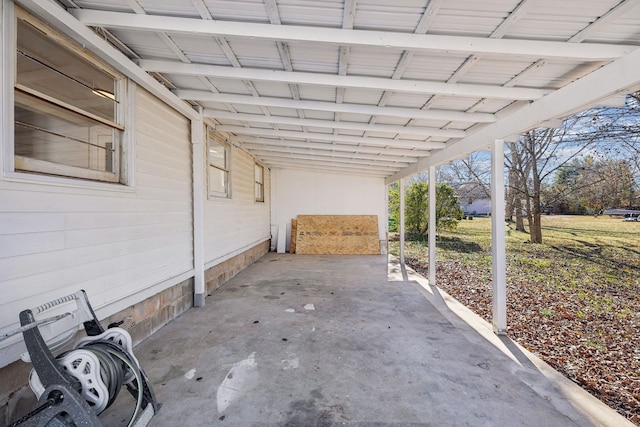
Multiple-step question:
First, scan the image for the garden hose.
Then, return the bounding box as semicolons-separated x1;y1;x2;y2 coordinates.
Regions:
28;330;145;427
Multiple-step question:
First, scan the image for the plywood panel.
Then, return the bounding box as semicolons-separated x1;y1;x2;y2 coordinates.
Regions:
295;215;380;255
290;219;297;253
270;168;386;240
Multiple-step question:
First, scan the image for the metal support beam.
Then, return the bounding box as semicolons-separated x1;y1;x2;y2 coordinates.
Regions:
141;59;548;101
491;139;507;334
72;9;635;60
192;117;206;307
179;90;495;123
399;179;405;265
242;144;420;164
205;110;466;138
254;152;408;169
235;136;432;157
264;160;388;177
428;165;437;286
218;126;445;150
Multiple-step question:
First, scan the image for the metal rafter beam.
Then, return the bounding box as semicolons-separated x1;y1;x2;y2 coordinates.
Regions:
251;151;409;169
258;159;398;174
234;136;432;157
177;90;494;123
71;9;635;60
263;161;390;177
204;110;465;138
415;0;444;33
569;0;640;43
146;60;547;100
262;157;393;173
189;0;213;19
371;0;444;124
264;0;306;122
335;0;357;125
217;126;445;150
489;0;533;39
241;144;420;163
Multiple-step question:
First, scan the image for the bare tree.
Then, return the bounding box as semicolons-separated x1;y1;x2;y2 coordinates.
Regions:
506;141;528;232
505;93;640;243
444;153;491;201
438;152;491;219
590;93;640;208
505;114;597;243
546;157;636;214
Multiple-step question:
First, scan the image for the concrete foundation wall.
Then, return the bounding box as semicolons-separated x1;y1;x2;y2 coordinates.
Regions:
0;241;269;425
205;240;270;295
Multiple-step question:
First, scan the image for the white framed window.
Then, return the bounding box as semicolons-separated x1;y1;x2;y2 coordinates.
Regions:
208;131;230;198
255;163;264;202
9;8;126;184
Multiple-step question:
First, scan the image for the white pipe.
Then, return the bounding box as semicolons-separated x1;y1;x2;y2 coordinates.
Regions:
491;139;507;333
192;117;206;307
399;178;405;265
428;165;437;286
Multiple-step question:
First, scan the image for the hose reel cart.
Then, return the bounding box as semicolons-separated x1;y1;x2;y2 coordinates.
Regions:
3;290;158;426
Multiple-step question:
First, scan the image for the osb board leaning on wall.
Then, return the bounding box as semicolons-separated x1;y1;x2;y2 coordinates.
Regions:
295;215;380;255
290;219;297;254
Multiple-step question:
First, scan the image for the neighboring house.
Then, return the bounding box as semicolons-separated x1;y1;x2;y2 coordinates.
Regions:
461;199;492;217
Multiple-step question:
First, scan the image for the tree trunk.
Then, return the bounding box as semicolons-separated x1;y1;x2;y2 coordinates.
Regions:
530;196;543;243
505;168;516;223
530;162;543;243
507;141;527;232
525;192;533;236
515;193;525;232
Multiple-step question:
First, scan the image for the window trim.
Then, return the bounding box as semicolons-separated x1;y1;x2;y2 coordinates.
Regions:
254;162;264;203
207;130;231;199
4;6;129;186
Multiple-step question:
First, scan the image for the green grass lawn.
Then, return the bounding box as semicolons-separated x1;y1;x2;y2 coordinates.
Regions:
390;215;640;422
392;215;640;294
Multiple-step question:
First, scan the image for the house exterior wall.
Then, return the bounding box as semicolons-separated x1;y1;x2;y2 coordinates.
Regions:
203;144;271;269
0;91;271;423
270;168;387;252
0;86;193;368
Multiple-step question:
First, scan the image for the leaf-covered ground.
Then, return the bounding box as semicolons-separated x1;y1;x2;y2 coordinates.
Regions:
393;216;640;424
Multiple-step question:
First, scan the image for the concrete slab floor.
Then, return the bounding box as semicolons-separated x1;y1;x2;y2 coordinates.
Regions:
102;253;630;426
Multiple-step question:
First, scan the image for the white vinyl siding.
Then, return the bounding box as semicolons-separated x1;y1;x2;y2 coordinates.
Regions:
0;86;193;367
203;141;271;264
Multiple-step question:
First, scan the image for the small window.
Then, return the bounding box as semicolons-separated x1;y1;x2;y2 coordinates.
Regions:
208;132;230;198
13;10;125;183
255;163;264;202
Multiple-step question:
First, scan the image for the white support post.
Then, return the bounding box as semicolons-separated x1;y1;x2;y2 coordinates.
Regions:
428;165;437;286
491;139;507;333
192;117;206;307
399;178;406;265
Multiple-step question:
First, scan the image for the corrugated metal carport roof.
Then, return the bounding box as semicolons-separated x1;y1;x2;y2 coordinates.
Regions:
22;0;640;181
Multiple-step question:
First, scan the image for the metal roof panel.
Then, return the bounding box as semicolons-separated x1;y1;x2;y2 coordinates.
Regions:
55;0;640;178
